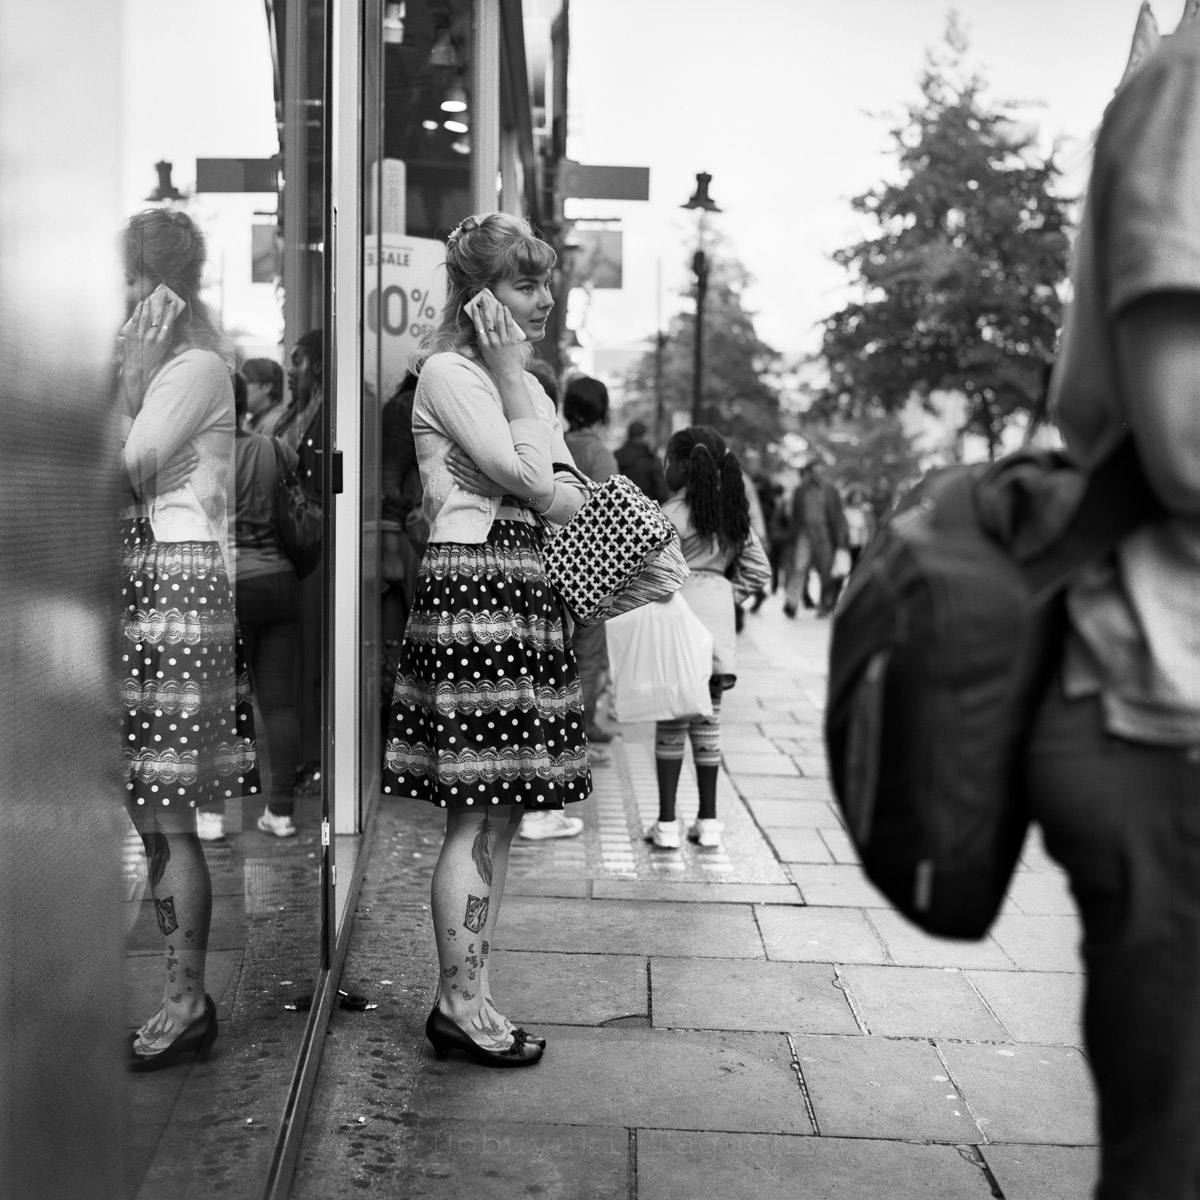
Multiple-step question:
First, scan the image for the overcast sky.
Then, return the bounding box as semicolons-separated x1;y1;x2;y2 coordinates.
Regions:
566;0;1187;357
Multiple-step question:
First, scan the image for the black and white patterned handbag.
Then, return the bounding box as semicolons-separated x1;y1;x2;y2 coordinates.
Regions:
538;461;689;624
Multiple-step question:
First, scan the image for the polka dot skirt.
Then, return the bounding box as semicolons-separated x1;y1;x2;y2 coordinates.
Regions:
383;521;592;810
120;519;260;810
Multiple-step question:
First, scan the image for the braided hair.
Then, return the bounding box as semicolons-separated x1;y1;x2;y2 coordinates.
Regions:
667;425;750;549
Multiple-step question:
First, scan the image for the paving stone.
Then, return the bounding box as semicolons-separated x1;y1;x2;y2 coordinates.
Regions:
867;909;1014;969
989;912;1084;972
592;880;802;904
980;1143;1099;1200
793;756;829;777
734;774;828;802
839;965;1008;1040
412;1026;811;1134
794;1034;983;1142
724;751;801;777
487;950;646;1026
760;827;833;863
394;1119;629;1199
745;797;840;826
651;957;859;1035
757;722;808;738
1005;871;1078;915
818;826;861;864
938;1041;1098;1144
638;1130;994;1200
787;863;893;907
504;875;591;898
756;906;888;964
497;896;765;958
966;970;1085;1046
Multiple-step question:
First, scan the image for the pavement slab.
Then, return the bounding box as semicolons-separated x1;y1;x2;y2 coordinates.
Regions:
980;1143;1100;1200
497;896;766;958
592;880;802;904
839;964;1010;1041
486;950;647;1026
756;905;889;965
650;957;860;1035
723;751;801;777
638;1131;997;1200
735;775;832;801
787;863;893;907
411;1026;813;1135
867;909;1015;970
966;970;1085;1046
394;1118;630;1200
759;827;834;863
989;912;1084;972
938;1041;1098;1145
793;1033;984;1142
745;796;840;826
1005;871;1080;915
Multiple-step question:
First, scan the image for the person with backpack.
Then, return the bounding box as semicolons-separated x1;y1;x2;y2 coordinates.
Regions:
643;426;769;851
1027;15;1200;1195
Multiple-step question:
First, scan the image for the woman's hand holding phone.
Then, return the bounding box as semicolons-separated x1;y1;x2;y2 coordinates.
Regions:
119;284;185;408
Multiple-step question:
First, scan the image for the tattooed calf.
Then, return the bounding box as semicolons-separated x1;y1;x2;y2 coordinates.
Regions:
155;897;179;937
463;894;488;934
141;831;171;891
442;965;459;978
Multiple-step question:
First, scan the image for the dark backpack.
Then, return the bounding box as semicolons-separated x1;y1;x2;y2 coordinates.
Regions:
824;440;1158;939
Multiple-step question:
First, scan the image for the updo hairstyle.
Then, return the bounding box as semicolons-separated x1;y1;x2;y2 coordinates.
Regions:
123;208;222;354
419;212;556;363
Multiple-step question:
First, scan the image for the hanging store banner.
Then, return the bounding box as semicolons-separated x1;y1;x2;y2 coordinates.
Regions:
364;234;446;400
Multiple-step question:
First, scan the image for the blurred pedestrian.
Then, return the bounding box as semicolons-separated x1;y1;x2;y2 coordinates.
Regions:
644;426;769;851
240;357;285;434
520;373;617;842
1025;15;1200;1195
842;484;874;571
231;373;302;839
615;419;669;502
381;212;590;1067
783;460;847;618
118;208;259;1070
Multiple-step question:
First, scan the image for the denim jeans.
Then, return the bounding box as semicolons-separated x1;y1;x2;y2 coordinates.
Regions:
1027;682;1200;1199
236;569;300;816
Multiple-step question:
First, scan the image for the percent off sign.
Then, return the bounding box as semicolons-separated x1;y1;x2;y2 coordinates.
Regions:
363;235;447;398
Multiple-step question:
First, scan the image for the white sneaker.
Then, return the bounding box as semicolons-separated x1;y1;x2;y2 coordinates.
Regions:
257;810;298;838
646;819;682;849
518;810;584;840
196;810;225;842
688;819;725;848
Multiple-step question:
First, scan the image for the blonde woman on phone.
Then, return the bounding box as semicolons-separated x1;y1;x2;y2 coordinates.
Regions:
383;212;590;1067
119;208;259;1070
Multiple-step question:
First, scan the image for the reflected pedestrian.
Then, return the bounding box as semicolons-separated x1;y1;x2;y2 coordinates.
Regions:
118;208;259;1070
615;419;669;503
240;357;285;434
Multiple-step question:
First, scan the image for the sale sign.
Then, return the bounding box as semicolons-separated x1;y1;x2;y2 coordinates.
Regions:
363;234;446;400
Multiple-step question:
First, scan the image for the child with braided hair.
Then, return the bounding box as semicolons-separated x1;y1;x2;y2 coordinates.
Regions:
645;426;770;850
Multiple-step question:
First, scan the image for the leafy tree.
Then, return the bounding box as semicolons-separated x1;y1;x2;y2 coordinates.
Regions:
817;18;1072;458
624;238;783;458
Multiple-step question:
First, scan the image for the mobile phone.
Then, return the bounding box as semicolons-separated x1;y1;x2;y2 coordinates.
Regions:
465;288;526;342
149;283;185;326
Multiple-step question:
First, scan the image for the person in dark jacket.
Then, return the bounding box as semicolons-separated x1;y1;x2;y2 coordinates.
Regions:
615;420;669;503
783;461;847;618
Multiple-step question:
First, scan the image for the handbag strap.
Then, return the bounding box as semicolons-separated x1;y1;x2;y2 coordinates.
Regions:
551;460;597;495
1021;437;1161;600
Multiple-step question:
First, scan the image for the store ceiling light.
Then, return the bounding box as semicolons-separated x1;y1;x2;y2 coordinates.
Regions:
451;137;470;155
443;118;469;134
421;119;439;132
440;83;468;113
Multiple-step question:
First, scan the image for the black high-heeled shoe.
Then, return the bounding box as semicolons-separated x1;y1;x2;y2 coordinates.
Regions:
425;1008;543;1068
129;994;218;1072
511;1026;547;1049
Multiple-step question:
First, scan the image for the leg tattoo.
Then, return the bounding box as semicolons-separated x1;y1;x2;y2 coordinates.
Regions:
155;896;179;937
142;831;171;891
472;813;494;887
464;894;489;934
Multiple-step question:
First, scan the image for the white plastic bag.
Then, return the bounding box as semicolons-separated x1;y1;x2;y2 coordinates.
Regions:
605;593;715;724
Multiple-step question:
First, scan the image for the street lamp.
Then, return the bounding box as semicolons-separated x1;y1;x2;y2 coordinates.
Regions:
682;171;720;425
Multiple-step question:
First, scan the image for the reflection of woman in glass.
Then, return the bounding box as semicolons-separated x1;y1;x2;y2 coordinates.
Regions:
119;209;259;1070
382;213;589;1067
